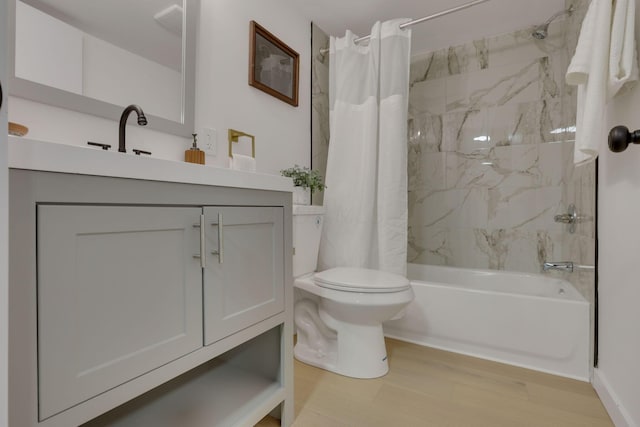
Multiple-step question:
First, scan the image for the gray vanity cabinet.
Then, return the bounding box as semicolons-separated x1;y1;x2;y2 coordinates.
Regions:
9;169;293;427
37;205;204;419
203;206;284;345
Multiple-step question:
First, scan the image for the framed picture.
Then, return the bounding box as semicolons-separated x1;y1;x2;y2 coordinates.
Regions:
249;21;299;107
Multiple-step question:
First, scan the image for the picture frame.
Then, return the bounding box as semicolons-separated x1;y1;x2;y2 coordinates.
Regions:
249;21;299;107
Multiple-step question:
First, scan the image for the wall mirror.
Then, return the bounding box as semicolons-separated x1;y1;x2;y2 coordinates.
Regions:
8;0;198;137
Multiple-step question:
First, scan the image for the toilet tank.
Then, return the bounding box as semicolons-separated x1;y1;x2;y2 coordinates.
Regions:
293;205;324;277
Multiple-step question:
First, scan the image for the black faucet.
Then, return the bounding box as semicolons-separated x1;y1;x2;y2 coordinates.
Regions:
119;104;147;153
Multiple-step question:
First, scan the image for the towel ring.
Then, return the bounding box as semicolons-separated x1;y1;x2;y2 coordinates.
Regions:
228;129;255;158
608;125;640;152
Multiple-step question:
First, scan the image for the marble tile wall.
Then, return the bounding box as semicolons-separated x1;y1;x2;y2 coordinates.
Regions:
407;0;595;303
310;1;595;305
311;23;330;205
559;0;596;307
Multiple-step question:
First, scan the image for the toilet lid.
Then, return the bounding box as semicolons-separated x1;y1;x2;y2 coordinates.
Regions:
314;267;410;293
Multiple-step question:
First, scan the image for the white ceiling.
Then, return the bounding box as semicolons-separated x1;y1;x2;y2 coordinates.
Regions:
286;0;567;55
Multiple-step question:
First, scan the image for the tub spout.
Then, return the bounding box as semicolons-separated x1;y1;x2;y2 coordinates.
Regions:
543;261;574;272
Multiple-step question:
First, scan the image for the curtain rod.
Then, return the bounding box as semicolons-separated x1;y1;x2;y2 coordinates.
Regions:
319;0;491;54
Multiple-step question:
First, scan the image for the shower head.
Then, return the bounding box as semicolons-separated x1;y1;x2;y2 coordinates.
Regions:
532;5;575;39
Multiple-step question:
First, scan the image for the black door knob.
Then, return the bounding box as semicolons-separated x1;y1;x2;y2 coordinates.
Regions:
608;125;640;152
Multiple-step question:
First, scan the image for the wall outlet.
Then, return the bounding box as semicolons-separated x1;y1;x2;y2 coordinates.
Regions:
200;127;217;155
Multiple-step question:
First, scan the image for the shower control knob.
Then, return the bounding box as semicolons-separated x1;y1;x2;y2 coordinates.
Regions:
608;125;640;152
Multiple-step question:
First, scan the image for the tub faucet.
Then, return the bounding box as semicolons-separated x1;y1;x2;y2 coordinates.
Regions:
119;104;147;153
543;261;574;272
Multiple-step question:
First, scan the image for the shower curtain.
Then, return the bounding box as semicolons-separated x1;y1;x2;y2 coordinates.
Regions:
317;20;411;276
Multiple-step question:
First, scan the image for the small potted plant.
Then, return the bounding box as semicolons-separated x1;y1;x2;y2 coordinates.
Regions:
280;165;326;204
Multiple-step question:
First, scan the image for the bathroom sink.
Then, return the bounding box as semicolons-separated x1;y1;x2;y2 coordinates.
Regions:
8;137;293;192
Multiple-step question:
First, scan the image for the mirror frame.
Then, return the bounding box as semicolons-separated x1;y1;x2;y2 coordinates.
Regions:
7;0;198;137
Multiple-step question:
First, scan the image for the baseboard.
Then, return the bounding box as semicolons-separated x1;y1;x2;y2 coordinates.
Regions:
592;368;637;427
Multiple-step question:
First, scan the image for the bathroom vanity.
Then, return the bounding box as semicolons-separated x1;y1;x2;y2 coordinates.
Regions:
8;138;294;427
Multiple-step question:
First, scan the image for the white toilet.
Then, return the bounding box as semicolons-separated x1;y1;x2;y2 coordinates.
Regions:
293;205;414;379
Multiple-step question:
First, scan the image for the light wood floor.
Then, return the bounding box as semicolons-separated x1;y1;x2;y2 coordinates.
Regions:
258;338;613;427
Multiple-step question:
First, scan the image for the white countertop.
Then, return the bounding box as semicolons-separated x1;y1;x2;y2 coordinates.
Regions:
8;137;294;192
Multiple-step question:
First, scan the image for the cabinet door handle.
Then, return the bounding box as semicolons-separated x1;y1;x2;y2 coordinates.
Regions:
211;213;223;264
192;215;206;268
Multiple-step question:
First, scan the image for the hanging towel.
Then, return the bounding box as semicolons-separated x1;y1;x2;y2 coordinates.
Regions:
609;0;639;97
229;154;256;172
566;0;639;165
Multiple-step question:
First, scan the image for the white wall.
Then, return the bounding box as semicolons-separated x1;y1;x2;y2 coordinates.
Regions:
596;84;640;427
8;0;311;175
195;0;311;173
593;9;640;426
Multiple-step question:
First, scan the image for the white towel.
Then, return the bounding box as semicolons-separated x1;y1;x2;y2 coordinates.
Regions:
609;0;639;97
566;0;639;165
229;154;256;172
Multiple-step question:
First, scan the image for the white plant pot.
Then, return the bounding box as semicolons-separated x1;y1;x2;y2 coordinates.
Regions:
293;187;311;205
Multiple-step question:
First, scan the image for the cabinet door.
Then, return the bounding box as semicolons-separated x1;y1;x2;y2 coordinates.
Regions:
203;207;284;345
37;205;203;420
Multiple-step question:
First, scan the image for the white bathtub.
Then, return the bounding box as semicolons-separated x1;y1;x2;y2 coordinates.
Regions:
383;264;591;381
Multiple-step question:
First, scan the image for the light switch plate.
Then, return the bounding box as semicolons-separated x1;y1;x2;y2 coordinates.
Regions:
200;127;217;155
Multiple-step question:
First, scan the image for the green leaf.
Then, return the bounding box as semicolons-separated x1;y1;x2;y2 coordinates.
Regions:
280;165;327;193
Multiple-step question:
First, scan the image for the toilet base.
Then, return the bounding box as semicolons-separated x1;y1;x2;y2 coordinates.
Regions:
293;273;414;379
294;320;389;379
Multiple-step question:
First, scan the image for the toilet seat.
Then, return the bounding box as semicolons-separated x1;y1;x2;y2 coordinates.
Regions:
314;267;410;293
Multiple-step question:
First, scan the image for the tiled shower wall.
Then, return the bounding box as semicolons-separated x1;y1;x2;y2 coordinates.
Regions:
311;23;329;206
406;0;594;302
311;0;594;303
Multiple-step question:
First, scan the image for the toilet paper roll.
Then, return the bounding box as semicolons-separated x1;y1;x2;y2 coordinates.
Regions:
230;154;256;172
